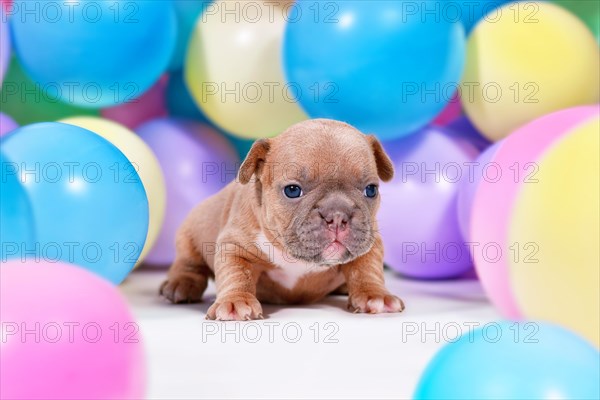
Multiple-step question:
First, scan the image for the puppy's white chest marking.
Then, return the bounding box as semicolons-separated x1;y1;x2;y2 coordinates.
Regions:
255;233;325;290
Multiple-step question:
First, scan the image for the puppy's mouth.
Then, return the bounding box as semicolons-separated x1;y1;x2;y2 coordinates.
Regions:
282;223;374;265
320;240;351;265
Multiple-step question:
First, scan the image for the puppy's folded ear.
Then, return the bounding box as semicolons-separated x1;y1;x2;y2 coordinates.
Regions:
238;138;270;184
366;135;394;182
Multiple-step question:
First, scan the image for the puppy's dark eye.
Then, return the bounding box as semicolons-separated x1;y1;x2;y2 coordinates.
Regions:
364;184;378;198
283;185;303;198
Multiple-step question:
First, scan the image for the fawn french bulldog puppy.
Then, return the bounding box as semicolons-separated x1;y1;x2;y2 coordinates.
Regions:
160;119;405;320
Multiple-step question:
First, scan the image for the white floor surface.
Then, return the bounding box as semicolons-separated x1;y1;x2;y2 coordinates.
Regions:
121;268;499;400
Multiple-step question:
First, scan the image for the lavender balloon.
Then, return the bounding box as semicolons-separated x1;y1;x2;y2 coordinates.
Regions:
0;113;18;136
456;141;502;242
136;118;239;266
0;10;9;83
378;126;479;279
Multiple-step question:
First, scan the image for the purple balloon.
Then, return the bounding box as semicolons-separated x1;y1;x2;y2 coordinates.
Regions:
446;116;492;152
136;118;240;266
456;141;502;242
378;126;480;279
0;113;18;136
1;11;9;83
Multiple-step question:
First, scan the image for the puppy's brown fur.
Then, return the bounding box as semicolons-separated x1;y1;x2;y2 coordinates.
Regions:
160;119;404;320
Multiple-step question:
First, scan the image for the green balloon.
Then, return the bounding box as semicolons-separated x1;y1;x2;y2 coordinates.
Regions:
0;57;98;125
553;0;600;42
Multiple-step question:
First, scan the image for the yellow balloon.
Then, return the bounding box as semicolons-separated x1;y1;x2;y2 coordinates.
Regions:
59;117;166;266
509;116;600;347
185;0;307;139
461;2;599;141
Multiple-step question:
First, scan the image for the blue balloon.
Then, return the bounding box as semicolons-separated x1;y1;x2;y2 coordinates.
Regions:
414;321;600;399
10;0;176;108
169;0;213;71
456;0;511;33
1;123;148;284
283;1;465;140
0;152;36;261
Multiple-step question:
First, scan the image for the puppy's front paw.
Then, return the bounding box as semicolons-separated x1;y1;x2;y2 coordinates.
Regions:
348;290;405;314
160;275;206;304
206;292;263;321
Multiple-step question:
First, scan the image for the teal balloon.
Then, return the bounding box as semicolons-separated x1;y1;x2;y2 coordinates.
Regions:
552;0;600;42
166;70;210;122
1;152;36;261
169;0;213;70
1;123;149;284
283;0;465;140
414;321;600;399
226;134;254;160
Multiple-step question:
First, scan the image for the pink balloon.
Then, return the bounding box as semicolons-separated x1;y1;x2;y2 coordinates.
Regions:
1;0;13;12
471;105;599;319
101;75;168;129
431;93;462;126
0;261;146;399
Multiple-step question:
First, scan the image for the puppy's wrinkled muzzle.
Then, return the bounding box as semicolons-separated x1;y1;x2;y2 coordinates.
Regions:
316;197;355;264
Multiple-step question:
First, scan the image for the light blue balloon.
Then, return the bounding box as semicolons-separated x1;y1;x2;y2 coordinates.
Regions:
169;0;213;71
0;152;36;262
283;0;465;140
1;123;148;284
10;0;176;108
414;321;600;399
